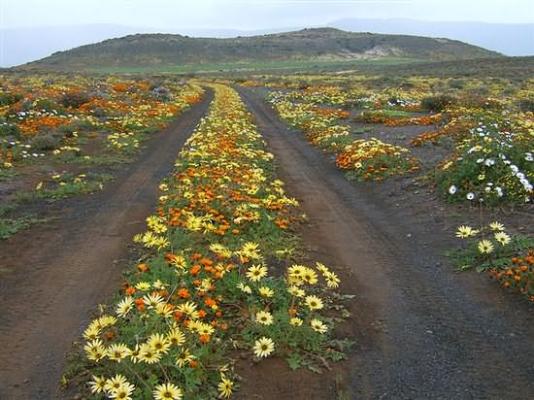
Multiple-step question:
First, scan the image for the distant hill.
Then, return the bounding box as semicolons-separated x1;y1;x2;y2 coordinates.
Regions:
20;28;500;71
330;19;534;57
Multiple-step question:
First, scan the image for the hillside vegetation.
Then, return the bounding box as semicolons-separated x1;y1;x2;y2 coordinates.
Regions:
21;28;501;71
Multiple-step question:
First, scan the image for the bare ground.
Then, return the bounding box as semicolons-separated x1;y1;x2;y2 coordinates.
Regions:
236;87;534;400
0;92;212;399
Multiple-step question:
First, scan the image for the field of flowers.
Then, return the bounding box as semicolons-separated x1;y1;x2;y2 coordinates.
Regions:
261;73;533;301
0;74;204;239
268;91;421;181
0;74;203;170
67;84;350;399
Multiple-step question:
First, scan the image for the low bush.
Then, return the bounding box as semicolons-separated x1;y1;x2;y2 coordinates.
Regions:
436;120;533;205
421;94;455;112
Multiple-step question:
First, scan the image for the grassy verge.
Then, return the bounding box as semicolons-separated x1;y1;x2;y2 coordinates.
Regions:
90;58;422;75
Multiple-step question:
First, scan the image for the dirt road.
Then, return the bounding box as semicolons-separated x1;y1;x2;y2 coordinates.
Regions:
237;87;534;400
0;92;212;399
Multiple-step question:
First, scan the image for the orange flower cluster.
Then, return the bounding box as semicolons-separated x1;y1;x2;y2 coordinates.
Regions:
0;74;204;168
411;118;476;146
313;107;350;119
488;251;534;302
360;111;441;126
18;115;68;135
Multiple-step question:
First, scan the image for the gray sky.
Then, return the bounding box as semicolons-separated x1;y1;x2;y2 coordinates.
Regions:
1;0;533;29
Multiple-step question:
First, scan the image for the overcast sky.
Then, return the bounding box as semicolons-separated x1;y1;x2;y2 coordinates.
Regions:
1;0;533;30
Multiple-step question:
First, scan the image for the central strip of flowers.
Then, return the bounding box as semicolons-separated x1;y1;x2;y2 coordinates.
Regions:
79;84;346;400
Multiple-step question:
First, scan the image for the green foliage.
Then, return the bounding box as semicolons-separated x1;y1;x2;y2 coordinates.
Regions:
0;119;21;138
356;109;412;123
448;223;534;272
22;28;499;73
421;94;455;112
517;98;534;113
30;133;62;151
0;216;45;239
0;92;22;106
35;172;113;200
436;119;533;205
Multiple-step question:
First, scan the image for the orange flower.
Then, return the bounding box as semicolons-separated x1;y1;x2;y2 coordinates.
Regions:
190;265;201;276
199;334;211;344
189;359;198;368
204;298;216;307
125;286;136;296
135;298;145;311
137;263;150;272
200;258;213;267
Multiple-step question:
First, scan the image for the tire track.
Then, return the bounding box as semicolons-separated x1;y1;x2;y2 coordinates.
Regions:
237;87;534;400
0;90;213;400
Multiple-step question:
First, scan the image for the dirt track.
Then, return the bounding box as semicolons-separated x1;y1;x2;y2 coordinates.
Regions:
237;87;534;400
0;92;212;399
1;85;533;400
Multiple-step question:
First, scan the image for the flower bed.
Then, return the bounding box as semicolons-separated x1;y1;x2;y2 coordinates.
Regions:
336;138;420;181
269;91;419;181
436;120;533;205
0;75;203;169
450;222;534;302
70;84;350;400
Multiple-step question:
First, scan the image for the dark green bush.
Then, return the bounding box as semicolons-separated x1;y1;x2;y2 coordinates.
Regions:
33;98;63;113
30;134;62;151
0;92;22;106
60;91;91;108
517;99;534;113
421;94;455;112
0;120;21;138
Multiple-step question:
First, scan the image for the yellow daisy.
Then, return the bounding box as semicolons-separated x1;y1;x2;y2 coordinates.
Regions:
153;382;183;400
253;337;275;358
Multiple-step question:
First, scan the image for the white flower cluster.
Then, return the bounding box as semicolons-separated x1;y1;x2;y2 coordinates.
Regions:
446;121;532;203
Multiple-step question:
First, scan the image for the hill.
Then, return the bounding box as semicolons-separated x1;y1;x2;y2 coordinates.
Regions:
20;28;501;71
330;19;534;57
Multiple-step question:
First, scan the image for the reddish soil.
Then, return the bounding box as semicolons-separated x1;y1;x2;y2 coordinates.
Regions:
1;85;533;400
0;92;212;399
237;87;534;400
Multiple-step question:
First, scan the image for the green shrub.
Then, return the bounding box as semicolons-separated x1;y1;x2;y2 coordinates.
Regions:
436;119;533;205
421;94;455;112
60;91;91;108
33;98;64;113
517;99;534;113
0;121;21;138
0;92;22;106
31;134;62;151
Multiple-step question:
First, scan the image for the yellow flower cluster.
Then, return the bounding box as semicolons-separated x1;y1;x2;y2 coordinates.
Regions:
77;84;346;399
